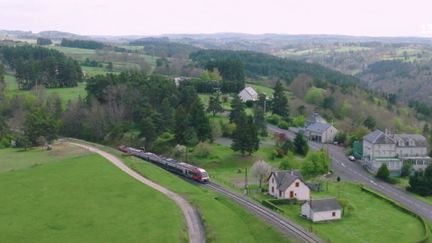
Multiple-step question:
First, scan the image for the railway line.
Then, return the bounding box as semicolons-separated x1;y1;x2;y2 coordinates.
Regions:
204;182;320;243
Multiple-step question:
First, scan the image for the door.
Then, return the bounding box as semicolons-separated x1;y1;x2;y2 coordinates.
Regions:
289;191;294;198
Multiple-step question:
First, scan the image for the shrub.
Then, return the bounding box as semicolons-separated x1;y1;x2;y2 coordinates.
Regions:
222;122;236;137
292;115;305;127
193;142;211;158
277;121;289;129
376;164;390;181
266;114;281;125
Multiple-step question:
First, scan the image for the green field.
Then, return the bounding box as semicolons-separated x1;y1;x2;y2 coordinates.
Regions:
4;74;87;104
279;182;425;243
0;144;185;242
74;141;291;243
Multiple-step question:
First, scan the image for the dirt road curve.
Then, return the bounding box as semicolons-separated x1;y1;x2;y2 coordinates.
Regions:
68;142;206;243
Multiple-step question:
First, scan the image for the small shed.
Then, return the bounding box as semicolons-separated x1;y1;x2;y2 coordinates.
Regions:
301;198;341;222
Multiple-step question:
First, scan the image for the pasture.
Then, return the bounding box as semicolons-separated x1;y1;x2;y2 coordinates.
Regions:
0;144;185;242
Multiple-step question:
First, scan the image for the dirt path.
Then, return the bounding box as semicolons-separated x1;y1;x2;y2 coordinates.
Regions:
68;142;206;243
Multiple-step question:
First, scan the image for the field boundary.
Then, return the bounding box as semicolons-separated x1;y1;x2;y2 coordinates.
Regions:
361;186;430;243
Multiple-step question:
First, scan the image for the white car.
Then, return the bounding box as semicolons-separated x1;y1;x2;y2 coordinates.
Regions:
348;155;355;161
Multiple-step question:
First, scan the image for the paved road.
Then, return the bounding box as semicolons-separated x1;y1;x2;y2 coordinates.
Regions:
268;125;432;223
68;142;206;243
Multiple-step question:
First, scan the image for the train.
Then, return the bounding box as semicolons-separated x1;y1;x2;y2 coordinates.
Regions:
118;145;209;183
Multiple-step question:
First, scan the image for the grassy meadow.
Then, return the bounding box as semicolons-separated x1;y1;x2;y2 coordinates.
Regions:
279;182;426;243
0;144;186;242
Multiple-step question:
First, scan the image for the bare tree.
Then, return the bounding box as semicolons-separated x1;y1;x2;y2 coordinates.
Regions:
251;160;273;190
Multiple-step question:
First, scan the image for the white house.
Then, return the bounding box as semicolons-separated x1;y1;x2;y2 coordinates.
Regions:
362;129;430;174
301;198;342;222
304;122;337;143
268;171;310;201
238;87;258;102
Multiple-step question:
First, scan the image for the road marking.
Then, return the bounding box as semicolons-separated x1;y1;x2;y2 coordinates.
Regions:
341;162;346;168
370;180;377;186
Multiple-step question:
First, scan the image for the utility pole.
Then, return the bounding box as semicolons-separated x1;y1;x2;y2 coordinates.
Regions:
244;167;248;195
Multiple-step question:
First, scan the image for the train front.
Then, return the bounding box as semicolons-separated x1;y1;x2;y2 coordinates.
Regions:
198;168;210;183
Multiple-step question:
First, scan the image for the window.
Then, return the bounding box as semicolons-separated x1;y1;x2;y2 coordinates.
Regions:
295;182;300;187
279;190;282;197
271;187;274;193
272;178;274;183
332;212;336;217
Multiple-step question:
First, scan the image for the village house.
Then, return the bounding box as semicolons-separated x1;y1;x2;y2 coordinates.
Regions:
301;198;342;222
238;86;258;102
303;113;337;143
362;129;431;174
268;171;310;200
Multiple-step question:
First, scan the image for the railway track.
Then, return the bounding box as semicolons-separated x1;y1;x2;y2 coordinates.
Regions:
204;182;320;243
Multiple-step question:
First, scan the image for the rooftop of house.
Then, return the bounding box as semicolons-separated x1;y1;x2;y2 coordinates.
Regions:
270;170;303;191
305;198;341;212
363;129;428;147
239;86;258;98
306;122;333;134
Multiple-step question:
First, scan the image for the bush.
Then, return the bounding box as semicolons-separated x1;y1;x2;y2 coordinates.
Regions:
222;122;236;137
376;164;390;181
193;142;211;158
292;115;305;127
266;114;281;125
277;121;289;129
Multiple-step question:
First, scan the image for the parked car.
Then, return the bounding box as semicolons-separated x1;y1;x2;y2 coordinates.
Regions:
348;155;355;161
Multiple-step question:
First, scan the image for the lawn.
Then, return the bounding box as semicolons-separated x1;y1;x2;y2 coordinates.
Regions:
0;146;185;242
279;182;425;243
73;140;291;243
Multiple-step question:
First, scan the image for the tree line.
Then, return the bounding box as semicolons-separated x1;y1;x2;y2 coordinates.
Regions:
60;38;106;49
0;45;83;90
190;49;359;87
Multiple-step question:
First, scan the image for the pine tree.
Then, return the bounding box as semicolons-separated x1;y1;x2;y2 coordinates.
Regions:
272;81;289;118
294;133;309;156
231;112;259;155
229;95;244;123
253;106;267;136
190;100;212;142
174;106;189;145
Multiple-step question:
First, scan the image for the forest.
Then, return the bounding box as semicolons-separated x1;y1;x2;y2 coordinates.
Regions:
60;38;106;49
130;38;199;59
0;45;83;90
190;49;359;87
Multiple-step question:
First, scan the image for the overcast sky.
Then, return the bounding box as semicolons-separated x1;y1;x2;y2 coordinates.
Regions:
0;0;431;37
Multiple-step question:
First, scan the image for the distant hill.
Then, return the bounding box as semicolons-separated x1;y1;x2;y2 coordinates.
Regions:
130;38;200;58
190;49;359;87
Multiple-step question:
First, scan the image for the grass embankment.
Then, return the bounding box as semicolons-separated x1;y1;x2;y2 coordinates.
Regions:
279;182;425;243
72;140;291;243
0;144;185;242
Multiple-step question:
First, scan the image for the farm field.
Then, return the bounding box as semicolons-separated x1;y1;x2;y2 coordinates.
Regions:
76;141;291;243
279;182;426;243
0;144;185;243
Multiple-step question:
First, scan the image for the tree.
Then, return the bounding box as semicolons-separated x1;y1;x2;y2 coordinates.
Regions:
253;106;267;136
229;95;244;123
231;112;259;155
0;64;5;99
363;115;377;130
251;160;272;189
271;81;289;118
207;93;223;116
321;96;336;110
24;108;60;145
189;100;212;142
301;150;331;177
294;133;309;156
107;62;113;72
36;38;52;45
376;164;390;181
400;161;413;178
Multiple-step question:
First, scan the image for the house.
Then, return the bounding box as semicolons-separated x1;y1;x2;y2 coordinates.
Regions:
305;112;327;127
238;87;258;102
268;171;310;200
304;122;337;143
362;129;431;174
301;198;342;222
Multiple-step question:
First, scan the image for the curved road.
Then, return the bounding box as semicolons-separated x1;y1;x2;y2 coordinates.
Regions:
68;142;206;243
268;125;432;223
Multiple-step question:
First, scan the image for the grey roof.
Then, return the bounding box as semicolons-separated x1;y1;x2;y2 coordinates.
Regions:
363;130;395;144
394;134;427;147
307;198;341;212
306;122;333;134
306;112;327;125
271;171;302;191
